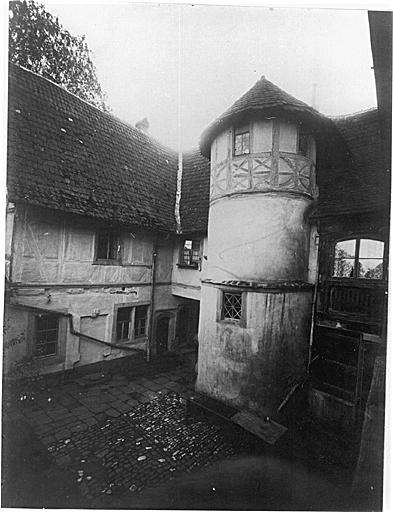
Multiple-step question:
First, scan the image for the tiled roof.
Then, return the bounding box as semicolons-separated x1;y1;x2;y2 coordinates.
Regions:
200;76;326;156
180;150;210;233
7;63;178;232
315;109;389;218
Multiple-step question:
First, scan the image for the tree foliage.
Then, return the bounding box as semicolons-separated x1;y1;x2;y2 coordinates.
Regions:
9;0;109;111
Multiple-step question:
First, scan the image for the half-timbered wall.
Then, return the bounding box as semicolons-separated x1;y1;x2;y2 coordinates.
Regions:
209;119;316;202
4;205;180;374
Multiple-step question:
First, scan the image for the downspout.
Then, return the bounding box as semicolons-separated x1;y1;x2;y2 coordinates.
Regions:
175;150;183;234
308;228;321;372
146;240;158;362
9;303;146;354
174;3;183;236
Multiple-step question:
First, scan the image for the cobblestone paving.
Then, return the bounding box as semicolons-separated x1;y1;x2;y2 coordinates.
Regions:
6;362;239;507
48;393;236;507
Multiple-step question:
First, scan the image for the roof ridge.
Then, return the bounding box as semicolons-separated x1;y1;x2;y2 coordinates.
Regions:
9;62;177;158
330;107;378;120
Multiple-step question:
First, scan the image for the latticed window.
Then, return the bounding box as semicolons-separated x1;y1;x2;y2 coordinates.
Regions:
116;307;132;341
135;305;148;337
181;240;200;267
35;315;59;357
96;229;120;261
222;292;242;320
234;130;250;156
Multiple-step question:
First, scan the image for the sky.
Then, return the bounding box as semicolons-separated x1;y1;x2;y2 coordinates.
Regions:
33;3;378;150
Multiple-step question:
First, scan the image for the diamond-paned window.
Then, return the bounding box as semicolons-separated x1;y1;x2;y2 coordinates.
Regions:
222;292;242;320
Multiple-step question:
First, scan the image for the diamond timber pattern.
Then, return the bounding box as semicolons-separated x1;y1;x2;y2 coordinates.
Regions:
231;159;250;192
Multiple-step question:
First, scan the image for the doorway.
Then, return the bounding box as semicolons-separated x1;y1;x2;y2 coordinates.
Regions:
156;315;170;354
176;299;200;347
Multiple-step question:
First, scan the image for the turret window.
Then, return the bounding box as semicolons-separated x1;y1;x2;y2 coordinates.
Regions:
234;128;250;156
297;125;309;156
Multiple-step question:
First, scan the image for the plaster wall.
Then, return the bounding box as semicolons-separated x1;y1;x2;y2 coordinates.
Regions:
252;120;273;153
196;284;312;413
279;121;298;153
207;193;310;282
171;236;208;300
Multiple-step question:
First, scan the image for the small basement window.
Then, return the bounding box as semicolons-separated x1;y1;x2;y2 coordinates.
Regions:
234;128;250;156
35;315;59;357
180;240;201;267
96;229;120;262
333;238;384;279
222;292;242;321
135;305;148;337
116;306;132;342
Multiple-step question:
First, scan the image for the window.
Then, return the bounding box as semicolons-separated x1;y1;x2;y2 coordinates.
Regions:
234;128;250;156
333;238;384;279
222;292;242;320
35;315;59;357
115;305;149;342
180;239;201;267
297;126;308;156
96;229;120;262
116;307;132;341
135;305;148;337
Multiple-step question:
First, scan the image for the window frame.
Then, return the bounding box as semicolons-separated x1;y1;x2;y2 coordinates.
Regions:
218;289;247;327
297;124;309;157
134;305;148;338
34;314;59;358
332;237;385;281
233;125;251;156
94;228;121;265
178;239;202;269
27;312;66;364
113;302;150;344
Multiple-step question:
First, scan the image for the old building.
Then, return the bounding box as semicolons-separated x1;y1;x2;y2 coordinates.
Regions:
4;12;390;446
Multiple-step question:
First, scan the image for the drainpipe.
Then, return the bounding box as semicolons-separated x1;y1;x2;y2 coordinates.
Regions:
308;229;321;372
9;303;146;354
146;240;158;362
175;151;183;235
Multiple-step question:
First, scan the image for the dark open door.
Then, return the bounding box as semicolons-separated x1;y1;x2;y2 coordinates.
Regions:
156;316;169;354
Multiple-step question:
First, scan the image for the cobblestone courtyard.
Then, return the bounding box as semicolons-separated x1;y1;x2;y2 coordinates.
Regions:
2;356;358;510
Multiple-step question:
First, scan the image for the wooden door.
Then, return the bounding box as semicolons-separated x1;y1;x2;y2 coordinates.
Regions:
156;316;169;354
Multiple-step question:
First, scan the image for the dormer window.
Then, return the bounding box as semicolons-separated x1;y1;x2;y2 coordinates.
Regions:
234;127;250;156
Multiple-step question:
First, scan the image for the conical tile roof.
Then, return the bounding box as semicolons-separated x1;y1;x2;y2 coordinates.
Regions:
200;75;326;156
